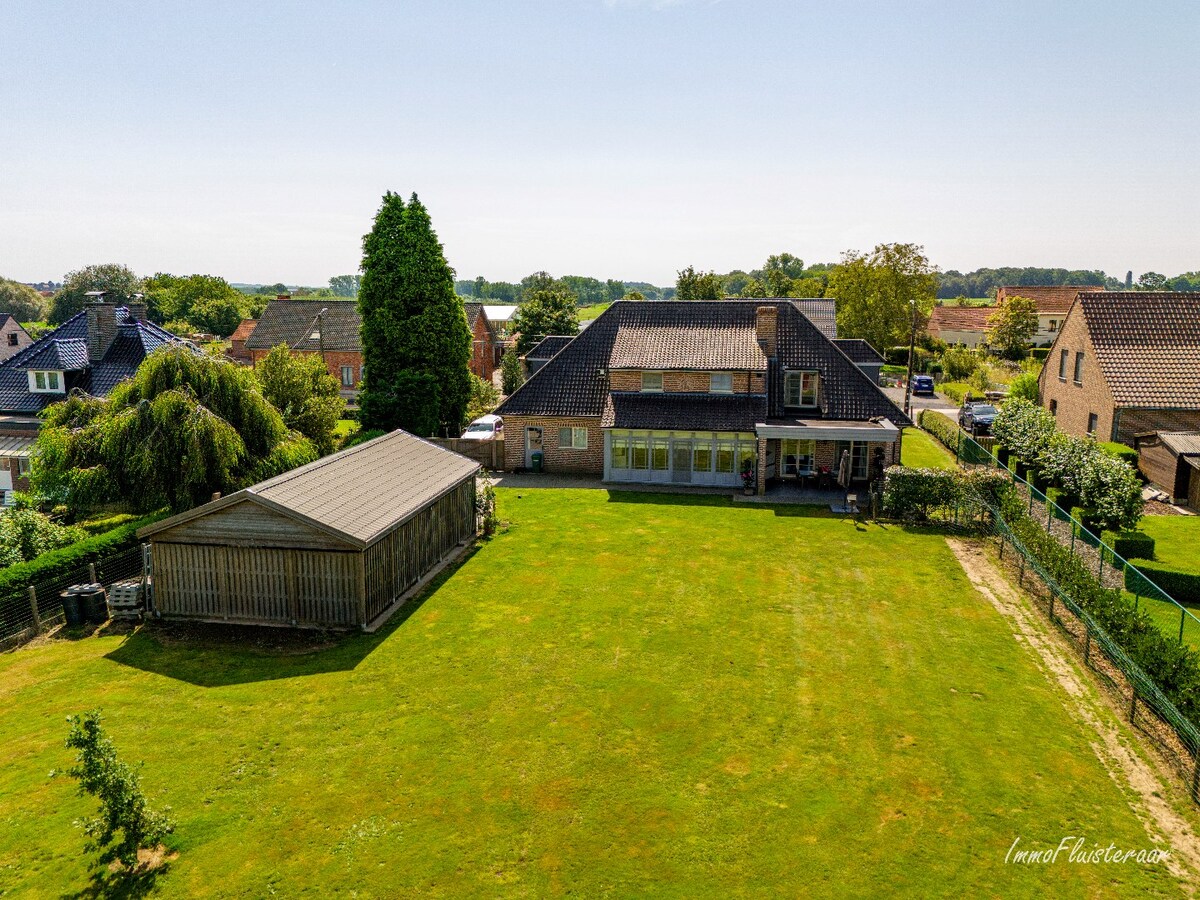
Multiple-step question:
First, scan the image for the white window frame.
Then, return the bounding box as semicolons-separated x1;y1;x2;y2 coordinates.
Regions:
341;365;354;387
783;371;819;408
558;426;588;450
641;371;663;393
17;458;30;476
709;372;733;394
781;439;816;476
27;370;63;394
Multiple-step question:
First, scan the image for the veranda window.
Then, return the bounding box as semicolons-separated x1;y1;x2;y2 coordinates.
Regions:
781;439;815;475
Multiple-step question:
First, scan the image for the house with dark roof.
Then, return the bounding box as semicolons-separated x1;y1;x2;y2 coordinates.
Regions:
245;299;365;399
463;302;498;379
522;335;575;377
996;285;1103;346
0;298;193;501
495;300;910;493
791;299;837;340
0;315;32;363
1038;292;1200;445
832;339;885;385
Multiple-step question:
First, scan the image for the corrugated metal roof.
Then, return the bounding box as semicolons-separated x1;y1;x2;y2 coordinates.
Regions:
1158;432;1200;456
0;435;34;457
142;430;480;547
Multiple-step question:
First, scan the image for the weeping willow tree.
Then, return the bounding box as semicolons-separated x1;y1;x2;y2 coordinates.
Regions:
35;346;317;512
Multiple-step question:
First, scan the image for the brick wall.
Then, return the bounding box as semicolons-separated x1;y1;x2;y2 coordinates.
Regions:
0;318;32;363
1117;409;1200;447
502;416;605;475
470;317;495;381
250;348;364;391
1;457;30;493
1038;312;1116;440
608;370;763;393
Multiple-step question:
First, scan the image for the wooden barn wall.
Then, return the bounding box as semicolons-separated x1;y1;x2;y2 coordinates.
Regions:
153;542;360;627
150;500;352;551
363;478;477;622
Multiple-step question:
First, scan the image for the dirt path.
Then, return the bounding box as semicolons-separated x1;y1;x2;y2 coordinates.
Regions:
947;537;1200;887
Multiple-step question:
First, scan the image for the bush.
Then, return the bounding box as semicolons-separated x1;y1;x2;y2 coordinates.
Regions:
880;364;907;376
1126;560;1200;605
1046;486;1079;513
0;509;86;567
885;346;910;366
1029;347;1050;361
881;466;1008;523
501;350;523;394
940;347;979;381
918;409;961;454
1079;451;1143;532
1008;372;1039;402
1098;441;1138;467
0;513;163;608
939;382;972;404
991;399;1056;467
1103;530;1155;561
343;428;386;449
1070;506;1100;534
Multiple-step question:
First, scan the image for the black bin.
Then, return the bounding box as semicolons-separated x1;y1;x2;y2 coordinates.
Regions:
60;590;85;627
73;584;109;625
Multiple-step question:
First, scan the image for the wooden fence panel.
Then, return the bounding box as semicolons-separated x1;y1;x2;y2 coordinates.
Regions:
427;438;504;470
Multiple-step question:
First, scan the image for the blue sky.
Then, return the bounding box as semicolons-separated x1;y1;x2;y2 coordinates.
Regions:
2;1;1197;286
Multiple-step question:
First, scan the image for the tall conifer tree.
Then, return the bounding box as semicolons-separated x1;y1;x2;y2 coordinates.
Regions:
358;192;472;436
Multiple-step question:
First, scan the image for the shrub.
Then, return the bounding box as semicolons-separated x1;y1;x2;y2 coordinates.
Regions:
940;346;979;381
1098;441;1138;468
1103;530;1155;561
1070;506;1101;534
1126;560;1200;605
882;466;961;520
475;470;499;537
1037;431;1094;498
968;367;991;396
1079;451;1143;532
466;374;500;422
501;350;523;394
343;428;386;449
1029;347;1050;361
885;346;910;366
54;710;174;868
991;399;1056;467
918;410;961;454
0;508;85;567
1008;372;1039;402
939;382;972;404
1046;486;1080;513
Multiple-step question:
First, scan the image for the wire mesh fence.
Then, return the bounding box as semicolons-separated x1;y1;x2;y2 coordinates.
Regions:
946;430;1200;651
0;545;145;650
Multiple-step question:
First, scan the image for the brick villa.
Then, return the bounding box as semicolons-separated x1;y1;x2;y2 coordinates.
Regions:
495;300;910;494
244;299;365;400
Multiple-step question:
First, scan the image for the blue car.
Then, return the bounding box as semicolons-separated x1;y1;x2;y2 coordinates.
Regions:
911;375;936;396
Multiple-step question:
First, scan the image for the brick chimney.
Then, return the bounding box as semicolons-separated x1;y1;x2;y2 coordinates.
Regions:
125;298;148;323
756;305;778;358
86;301;118;362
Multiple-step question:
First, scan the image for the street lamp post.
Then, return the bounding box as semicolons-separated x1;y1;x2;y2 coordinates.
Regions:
903;298;918;420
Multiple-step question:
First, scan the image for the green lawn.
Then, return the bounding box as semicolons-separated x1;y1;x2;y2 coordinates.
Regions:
0;490;1184;897
578;302;611;321
1140;516;1200;574
901;428;957;470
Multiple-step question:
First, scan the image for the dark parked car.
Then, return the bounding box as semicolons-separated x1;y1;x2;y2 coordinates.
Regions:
959;402;998;435
911;375;935;396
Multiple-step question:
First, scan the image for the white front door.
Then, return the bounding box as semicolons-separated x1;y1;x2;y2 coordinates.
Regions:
525;427;543;468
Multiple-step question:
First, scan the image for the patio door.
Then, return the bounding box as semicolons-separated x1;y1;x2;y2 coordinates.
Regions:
671;440;692;483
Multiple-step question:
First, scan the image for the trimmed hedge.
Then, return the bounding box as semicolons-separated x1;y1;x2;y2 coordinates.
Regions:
1046;486;1079;513
1029;347;1050;361
1126;560;1200;605
1098;441;1138;467
1070;506;1100;533
918;409;961;455
0;512;164;602
994;444;1010;465
1102;530;1155;561
940;382;972;404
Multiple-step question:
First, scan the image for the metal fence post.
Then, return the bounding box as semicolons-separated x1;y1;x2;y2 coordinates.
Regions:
1084;627;1091;665
1046;503;1053;531
28;586;41;634
1070;527;1076;558
88;562;97;584
1181;608;1187;646
1192;754;1200;803
1130;691;1138;724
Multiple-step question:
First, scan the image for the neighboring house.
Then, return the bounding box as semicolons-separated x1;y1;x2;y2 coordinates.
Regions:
0;315;33;362
926;304;992;347
1134;432;1200;507
833;339;885;385
483;305;518;339
0;434;34;506
1038;292;1200;445
228;318;258;363
463;302;497;381
995;285;1103;346
138;430;479;630
523;335;575;377
495;300;910;494
244;299;363;400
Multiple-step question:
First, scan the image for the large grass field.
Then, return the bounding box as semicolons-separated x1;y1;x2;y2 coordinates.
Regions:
0;490;1185;896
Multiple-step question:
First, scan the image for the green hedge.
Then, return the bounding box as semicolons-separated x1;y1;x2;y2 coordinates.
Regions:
1103;530;1155;561
1126;560;1200;605
880;364;907;376
1046;486;1079;514
1098;441;1138;467
0;512;164;602
940;382;972;404
918;409;961;455
1070;506;1101;535
1029;347;1051;361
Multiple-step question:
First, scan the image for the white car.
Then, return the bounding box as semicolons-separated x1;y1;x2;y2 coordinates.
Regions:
460;414;503;441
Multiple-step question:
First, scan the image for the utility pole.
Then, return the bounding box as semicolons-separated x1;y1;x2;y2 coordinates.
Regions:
903;298;918;420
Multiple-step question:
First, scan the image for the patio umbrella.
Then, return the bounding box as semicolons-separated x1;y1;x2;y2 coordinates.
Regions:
836;449;851;489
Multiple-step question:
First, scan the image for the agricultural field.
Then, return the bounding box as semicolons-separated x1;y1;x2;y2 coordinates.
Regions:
0;490;1189;896
577;302;611;321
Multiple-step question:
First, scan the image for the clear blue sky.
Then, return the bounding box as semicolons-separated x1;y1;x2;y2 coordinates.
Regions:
2;1;1197;287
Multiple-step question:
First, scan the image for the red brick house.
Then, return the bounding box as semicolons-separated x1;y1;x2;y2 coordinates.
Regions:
0;315;33;363
495;300;910;494
995;285;1103;346
926;305;992;347
1038;292;1200;445
463;302;497;381
228;318;258;363
244;300;364;400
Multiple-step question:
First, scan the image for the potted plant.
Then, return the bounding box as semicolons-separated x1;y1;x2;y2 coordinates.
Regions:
740;464;756;496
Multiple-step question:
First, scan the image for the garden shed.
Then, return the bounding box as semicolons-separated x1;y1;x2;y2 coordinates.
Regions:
139;430;479;629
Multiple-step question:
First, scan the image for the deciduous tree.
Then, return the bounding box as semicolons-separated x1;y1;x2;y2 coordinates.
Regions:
675;266;724;301
0;277;48;322
830;243;938;352
49;264;142;324
254;344;346;454
986;295;1038;359
512;289;579;355
357;192;472;436
329;274;360;297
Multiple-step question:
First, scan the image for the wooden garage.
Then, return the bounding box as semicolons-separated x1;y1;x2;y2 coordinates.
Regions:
1135;431;1200;508
139;430;480;629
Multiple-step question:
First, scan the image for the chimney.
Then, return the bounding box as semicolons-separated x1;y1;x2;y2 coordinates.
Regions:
86;301;118;362
756;305;778;358
125;297;148;323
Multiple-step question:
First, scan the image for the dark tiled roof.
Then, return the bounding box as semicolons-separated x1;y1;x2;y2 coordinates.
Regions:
244;299;362;352
497;300;910;427
928;305;992;332
20;338;90;371
833;339;884;364
526;335;574;360
1078;292;1200;407
791;299;837;340
0;309;190;414
996;285;1102;314
603;393;766;431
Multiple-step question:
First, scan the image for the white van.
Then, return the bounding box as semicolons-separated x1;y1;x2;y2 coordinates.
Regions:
461;414;504;441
